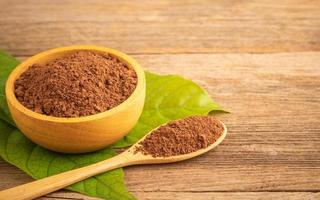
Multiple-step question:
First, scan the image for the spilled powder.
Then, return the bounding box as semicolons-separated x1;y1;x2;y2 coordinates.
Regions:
14;51;137;117
134;116;224;157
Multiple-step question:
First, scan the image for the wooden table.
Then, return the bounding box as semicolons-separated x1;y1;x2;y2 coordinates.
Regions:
0;0;319;199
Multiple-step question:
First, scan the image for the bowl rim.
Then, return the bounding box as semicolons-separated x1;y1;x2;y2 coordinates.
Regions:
5;45;146;123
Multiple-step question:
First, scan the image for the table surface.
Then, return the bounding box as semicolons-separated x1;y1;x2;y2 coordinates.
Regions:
0;0;319;199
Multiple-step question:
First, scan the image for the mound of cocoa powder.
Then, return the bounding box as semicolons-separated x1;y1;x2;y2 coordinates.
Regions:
14;51;137;117
134;116;224;157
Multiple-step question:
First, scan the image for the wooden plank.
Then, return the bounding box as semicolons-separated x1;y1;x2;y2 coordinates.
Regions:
127;52;320;191
0;52;319;200
131;192;320;200
41;191;320;200
0;0;320;55
2;160;320;199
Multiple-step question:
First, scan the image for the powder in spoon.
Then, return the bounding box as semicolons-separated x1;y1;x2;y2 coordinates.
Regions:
134;116;224;157
14;50;137;117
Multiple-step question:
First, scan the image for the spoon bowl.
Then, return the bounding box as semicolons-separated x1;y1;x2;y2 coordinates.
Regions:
0;119;227;200
126;120;228;165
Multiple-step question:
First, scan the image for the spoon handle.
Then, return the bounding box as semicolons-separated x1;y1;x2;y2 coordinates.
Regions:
0;152;132;200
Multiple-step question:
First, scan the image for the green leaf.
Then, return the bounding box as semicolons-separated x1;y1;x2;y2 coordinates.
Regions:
0;120;135;200
0;50;19;125
113;71;226;148
0;50;226;199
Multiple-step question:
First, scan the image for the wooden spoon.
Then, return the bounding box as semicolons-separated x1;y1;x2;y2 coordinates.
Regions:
0;121;227;200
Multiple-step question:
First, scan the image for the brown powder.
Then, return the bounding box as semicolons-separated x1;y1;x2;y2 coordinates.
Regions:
135;116;224;157
14;51;137;117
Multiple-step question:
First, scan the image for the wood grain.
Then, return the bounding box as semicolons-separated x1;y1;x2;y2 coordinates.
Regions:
1;0;319;199
1;53;319;199
41;191;320;200
117;52;320;192
0;0;320;56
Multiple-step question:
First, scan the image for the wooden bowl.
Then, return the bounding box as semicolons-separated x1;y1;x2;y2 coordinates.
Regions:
5;45;146;153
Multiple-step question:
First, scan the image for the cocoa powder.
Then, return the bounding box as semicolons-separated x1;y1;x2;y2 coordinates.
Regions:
14;51;137;117
135;116;224;157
